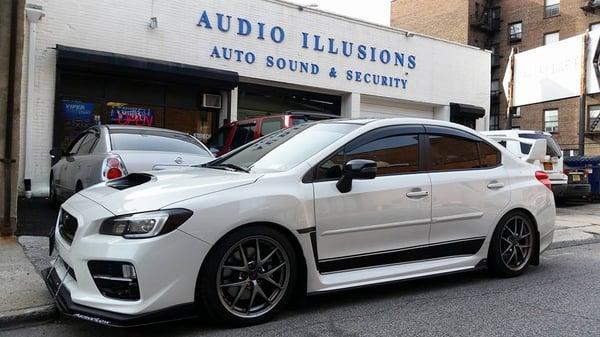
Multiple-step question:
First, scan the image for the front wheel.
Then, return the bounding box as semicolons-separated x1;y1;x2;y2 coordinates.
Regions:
197;225;297;326
488;211;536;277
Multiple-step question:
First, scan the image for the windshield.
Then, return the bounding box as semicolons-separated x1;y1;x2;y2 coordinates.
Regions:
518;133;562;158
110;129;211;156
208;122;359;173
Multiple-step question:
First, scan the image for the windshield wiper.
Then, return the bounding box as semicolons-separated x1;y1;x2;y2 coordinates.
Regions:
205;163;250;173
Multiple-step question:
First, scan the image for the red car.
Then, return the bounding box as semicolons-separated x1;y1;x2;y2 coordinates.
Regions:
206;111;338;156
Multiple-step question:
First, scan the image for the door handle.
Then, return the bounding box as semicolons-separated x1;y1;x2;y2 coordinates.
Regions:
406;190;429;198
487;182;505;189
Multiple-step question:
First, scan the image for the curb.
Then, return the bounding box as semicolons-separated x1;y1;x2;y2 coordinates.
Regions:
548;236;600;250
0;304;57;329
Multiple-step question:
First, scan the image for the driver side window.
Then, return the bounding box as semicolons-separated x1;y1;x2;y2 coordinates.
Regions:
316;133;421;180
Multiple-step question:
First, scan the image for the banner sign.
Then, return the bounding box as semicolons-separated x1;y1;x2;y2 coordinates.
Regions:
109;105;154;127
62;100;95;147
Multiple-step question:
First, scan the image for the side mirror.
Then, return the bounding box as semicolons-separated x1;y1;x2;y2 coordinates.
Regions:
49;148;64;159
524;139;547;163
336;159;377;193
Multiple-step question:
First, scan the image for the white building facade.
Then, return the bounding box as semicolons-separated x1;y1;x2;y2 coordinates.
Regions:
21;0;491;196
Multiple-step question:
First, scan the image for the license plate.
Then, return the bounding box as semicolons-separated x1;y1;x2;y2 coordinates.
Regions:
543;162;553;170
573;175;581;182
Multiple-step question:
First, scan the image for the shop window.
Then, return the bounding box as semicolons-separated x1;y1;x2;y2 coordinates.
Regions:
544;0;560;18
544;109;559;133
106;79;165;106
509;22;522;43
60;72;105;98
429;135;480;171
589;105;600;132
543;32;559;45
231;123;256;149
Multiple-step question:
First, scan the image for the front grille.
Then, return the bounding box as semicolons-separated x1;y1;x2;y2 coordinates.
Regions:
59;210;78;244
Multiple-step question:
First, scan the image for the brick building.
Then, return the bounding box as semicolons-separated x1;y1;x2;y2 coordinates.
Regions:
392;0;600;155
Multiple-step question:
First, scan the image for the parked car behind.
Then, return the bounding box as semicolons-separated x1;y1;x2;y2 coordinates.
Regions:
482;130;578;198
206;110;339;156
49;125;214;205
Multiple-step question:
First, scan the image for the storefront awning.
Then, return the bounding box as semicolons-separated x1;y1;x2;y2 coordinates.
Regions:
56;45;239;90
449;102;486;119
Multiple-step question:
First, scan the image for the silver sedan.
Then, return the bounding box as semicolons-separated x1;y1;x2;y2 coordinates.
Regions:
49;125;214;205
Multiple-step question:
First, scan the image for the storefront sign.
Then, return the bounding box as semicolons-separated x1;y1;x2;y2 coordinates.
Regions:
62;100;96;147
196;10;416;90
109;105;154;127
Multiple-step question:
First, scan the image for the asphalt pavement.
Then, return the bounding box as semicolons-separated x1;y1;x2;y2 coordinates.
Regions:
2;243;599;337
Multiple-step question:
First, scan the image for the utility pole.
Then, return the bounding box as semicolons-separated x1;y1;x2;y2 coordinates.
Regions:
579;31;589;156
1;0;25;236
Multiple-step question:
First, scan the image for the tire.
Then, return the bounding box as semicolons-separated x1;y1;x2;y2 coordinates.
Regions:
488;211;536;277
196;225;297;326
75;181;83;193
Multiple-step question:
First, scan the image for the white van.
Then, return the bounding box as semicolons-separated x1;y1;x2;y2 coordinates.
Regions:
482;130;568;196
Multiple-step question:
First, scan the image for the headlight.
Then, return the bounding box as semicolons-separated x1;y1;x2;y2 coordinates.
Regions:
99;209;193;239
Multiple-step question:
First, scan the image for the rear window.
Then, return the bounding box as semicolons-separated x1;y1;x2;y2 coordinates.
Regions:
519;133;561;158
110;129;211;156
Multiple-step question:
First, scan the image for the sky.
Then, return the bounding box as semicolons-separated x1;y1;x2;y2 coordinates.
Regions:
288;0;391;26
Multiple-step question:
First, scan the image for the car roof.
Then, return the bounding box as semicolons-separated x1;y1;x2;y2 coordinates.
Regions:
482;130;551;137
103;124;192;136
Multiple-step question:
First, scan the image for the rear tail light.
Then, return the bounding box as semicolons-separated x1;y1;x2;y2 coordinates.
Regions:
535;171;552;191
102;155;128;181
283;115;292;128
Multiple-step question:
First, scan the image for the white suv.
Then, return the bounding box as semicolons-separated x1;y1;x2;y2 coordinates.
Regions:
482;130;568;197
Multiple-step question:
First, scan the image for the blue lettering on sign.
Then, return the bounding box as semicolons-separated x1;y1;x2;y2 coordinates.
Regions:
196;10;418;90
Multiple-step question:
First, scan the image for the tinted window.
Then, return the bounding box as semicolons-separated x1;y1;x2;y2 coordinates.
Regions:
231;124;256;149
77;132;98;154
429;135;480;171
316;134;420;179
518;133;561;158
207;126;232;151
261;119;283;136
110;130;211;156
520;142;532;154
479;142;500;167
67;134;87;155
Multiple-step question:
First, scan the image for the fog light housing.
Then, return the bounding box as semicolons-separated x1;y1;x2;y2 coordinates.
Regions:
88;261;140;300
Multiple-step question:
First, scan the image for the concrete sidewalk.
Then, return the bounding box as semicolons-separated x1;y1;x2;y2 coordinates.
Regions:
0;236;56;328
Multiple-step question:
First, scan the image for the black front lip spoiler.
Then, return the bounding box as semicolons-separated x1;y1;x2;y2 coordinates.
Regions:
41;267;198;327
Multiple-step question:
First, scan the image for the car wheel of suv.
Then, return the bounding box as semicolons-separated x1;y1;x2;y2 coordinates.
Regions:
489;211;535;277
197;225;297;326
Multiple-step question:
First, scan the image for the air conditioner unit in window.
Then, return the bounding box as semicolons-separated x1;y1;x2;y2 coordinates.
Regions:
202;94;222;109
545;126;558;133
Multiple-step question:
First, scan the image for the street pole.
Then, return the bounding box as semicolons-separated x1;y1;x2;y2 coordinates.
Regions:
579;31;589;156
505;48;515;130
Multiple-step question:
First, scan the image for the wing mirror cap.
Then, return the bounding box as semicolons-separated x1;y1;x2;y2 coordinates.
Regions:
336;159;377;193
49;148;65;159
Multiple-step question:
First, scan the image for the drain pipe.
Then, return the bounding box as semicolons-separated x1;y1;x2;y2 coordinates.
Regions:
24;4;44;198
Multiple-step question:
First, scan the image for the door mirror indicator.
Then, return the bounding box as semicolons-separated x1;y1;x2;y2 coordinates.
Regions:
49;148;65;159
336;159;377;193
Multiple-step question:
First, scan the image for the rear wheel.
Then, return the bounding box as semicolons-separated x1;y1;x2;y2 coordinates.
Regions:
197;225;297;326
49;174;59;208
489;211;535;277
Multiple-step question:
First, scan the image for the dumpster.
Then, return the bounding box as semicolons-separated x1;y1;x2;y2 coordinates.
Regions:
563;156;598;198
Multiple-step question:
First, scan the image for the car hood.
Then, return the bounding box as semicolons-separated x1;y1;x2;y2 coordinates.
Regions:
78;167;261;215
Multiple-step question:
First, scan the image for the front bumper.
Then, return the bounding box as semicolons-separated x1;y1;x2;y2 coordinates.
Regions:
42;267;197;327
47;194;211;326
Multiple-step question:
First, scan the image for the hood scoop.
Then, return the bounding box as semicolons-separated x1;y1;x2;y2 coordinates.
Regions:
106;173;154;190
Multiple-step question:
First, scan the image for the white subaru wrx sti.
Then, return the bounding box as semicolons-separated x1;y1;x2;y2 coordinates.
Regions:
45;118;555;327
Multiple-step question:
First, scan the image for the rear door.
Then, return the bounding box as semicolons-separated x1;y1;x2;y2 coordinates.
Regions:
425;126;510;245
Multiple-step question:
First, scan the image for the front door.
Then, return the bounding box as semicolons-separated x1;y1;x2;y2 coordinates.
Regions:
312;126;432;272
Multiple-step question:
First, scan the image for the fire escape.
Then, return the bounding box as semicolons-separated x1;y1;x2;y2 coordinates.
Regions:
470;1;502;129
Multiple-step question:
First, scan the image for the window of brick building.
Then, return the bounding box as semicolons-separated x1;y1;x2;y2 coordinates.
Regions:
543;32;559;45
589;105;600;132
544;109;559;133
544;0;560;18
509;22;522;43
